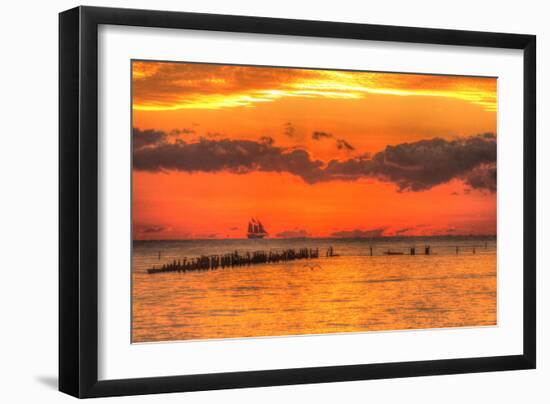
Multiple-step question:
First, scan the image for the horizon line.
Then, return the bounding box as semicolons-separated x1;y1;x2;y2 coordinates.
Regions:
133;234;497;242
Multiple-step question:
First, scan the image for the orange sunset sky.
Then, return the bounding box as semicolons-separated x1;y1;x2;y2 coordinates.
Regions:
132;61;497;240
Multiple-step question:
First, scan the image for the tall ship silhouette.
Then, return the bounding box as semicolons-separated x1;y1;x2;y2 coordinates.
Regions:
247;218;268;239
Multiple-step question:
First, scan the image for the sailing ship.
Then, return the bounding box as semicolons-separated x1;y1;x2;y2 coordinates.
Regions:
247;218;268;239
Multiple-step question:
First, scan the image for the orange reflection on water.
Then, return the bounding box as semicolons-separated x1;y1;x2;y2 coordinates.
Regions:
132;252;496;343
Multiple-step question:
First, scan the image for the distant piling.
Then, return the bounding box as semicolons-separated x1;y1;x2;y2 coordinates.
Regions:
147;246;331;274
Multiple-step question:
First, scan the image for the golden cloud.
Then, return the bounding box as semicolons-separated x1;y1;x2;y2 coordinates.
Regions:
132;61;497;112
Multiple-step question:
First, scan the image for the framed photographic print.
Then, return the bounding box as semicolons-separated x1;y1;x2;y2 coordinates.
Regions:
59;6;536;398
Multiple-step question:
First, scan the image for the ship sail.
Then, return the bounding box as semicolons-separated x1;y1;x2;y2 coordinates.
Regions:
247;217;268;239
258;221;266;234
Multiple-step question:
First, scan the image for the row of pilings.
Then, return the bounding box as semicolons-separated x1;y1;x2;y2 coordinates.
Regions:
147;247;334;274
381;244;487;256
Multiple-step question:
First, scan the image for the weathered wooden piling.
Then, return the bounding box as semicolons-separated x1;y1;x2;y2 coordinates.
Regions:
147;246;328;274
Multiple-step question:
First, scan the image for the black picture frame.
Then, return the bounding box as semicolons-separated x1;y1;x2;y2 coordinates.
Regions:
59;6;536;398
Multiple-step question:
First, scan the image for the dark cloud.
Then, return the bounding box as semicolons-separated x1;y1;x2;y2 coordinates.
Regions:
206;132;223;138
229;226;239;231
312;132;355;152
324;135;496;191
284;121;296;137
134;135;325;183
133;128;166;151
170;128;195;136
259;136;275;145
312;131;333;140
141;225;166;233
394;227;414;235
356;152;372;159
133;129;496;192
336;139;355;151
195;233;218;239
331;228;386;238
276;229;309;238
462;163;496;192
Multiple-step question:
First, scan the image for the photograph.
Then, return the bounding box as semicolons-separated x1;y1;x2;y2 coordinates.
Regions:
131;60;498;343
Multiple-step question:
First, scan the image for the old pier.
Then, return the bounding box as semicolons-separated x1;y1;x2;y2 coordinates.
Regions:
147;247;334;274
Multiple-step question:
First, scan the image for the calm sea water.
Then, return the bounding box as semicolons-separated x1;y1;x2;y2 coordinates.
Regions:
132;237;496;342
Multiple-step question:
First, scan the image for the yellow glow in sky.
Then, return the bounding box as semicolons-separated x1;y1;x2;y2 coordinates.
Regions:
132;62;497;112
